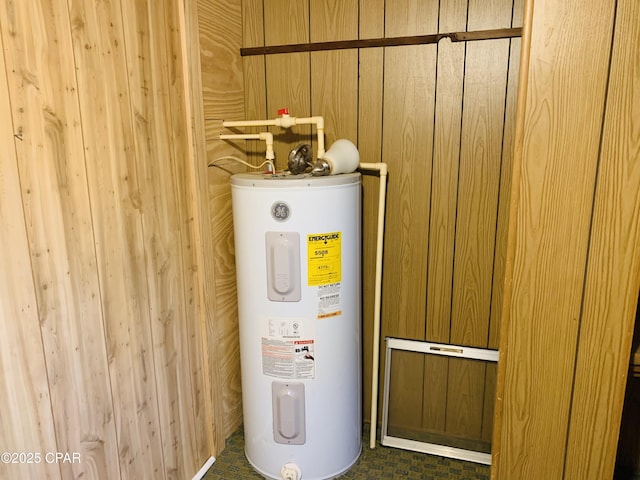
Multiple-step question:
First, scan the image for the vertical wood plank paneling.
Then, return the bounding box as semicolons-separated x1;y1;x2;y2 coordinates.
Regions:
207;159;244;443
382;0;438;431
164;0;212;469
241;0;268;166
385;0;438;37
71;0;211;476
381;0;438;341
183;0;222;457
483;0;524;444
564;0;640;476
359;0;384;39
421;0;467;436
488;0;524;351
241;0;269;120
72;1;166;477
132;2;199;476
208;160;245;432
0;35;61;480
511;0;525;28
202;0;247;164
358;0;385;422
446;0;512;442
3;1;120;478
200;0;246;440
199;3;245;125
491;0;534;470
494;0;616;476
1;1;213;477
264;0;311;167
310;0;358;145
425;0;466;345
450;0;512;348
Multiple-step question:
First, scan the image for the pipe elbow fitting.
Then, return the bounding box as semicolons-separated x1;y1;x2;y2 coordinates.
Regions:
259;132;274;147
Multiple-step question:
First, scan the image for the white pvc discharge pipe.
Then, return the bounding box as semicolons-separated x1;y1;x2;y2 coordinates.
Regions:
358;162;388;449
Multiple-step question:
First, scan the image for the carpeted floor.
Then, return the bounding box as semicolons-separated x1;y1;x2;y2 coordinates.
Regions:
204;425;491;480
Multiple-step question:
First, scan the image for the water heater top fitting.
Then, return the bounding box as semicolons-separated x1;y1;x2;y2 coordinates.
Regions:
311;139;360;176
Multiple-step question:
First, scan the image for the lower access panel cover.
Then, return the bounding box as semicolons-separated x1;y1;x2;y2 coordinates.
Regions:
272;381;306;445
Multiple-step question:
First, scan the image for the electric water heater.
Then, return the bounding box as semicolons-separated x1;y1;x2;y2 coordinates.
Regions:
231;172;362;480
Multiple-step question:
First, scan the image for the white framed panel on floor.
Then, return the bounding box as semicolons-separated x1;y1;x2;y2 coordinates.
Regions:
381;337;499;465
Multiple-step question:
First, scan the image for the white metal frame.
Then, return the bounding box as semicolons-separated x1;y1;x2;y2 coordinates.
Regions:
381;337;499;466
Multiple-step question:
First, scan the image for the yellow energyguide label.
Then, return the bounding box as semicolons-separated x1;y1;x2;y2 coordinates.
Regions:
307;232;341;286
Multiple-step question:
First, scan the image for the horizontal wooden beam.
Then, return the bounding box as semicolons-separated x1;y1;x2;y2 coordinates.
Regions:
241;27;522;56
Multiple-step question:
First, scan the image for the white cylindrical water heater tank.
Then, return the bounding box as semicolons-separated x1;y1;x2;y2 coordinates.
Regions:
231;172;362;480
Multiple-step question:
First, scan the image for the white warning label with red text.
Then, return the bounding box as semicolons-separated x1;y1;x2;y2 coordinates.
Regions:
261;318;315;379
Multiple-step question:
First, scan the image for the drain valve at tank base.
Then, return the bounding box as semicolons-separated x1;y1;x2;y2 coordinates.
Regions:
280;462;302;480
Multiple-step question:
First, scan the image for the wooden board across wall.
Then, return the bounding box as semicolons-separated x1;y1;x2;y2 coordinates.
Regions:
0;1;214;478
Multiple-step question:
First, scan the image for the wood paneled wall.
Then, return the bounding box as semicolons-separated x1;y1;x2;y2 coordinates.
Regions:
0;1;215;478
236;0;523;445
196;0;246;444
493;0;640;477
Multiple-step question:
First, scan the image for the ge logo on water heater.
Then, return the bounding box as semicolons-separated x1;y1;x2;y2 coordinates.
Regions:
271;201;291;221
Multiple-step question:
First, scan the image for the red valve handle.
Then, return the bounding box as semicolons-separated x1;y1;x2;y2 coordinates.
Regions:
277;108;289;116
